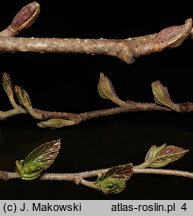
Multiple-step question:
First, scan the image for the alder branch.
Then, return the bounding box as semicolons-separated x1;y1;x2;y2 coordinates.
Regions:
1;167;193;193
1;72;193;128
2;167;193;181
0;2;193;63
0;139;191;194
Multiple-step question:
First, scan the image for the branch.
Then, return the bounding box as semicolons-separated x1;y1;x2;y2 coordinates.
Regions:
1;168;193;181
0;2;192;63
1;72;193;128
1;168;193;192
133;168;193;179
0;140;191;194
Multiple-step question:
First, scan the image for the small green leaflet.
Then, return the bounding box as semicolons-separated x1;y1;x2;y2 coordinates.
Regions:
96;164;133;194
145;144;189;168
151;80;179;111
16;139;61;180
97;73;126;106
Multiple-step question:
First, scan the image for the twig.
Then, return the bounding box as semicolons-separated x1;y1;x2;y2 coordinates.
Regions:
133;168;193;179
2;166;193;193
1;72;193;128
1;141;192;182
0;19;192;64
41;168;193;181
0;102;171;121
0;2;192;63
1;140;191;194
1;167;193;182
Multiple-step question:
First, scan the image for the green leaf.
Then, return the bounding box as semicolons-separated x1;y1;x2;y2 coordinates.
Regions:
2;72;18;108
96;164;133;194
145;144;189;168
98;73;126;106
14;85;32;108
151;80;179;111
98;73;115;100
16;139;61;180
14;85;43;119
2;72;13;97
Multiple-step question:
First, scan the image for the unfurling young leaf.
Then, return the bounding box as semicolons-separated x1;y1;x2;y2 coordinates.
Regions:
98;73;126;106
98;73;115;100
145;144;189;168
14;85;42;119
151;80;179;111
96;164;133;194
2;73;18;108
2;72;13;97
14;85;32;108
16;139;61;180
